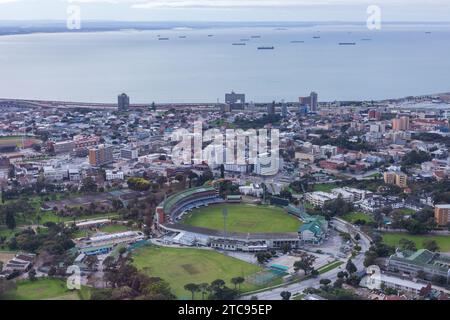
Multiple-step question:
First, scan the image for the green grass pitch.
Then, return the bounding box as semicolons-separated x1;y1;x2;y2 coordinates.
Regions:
132;246;271;299
180;203;302;233
382;232;450;252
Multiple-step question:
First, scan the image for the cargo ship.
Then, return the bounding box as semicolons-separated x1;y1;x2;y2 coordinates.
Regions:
339;42;356;45
232;43;246;46
258;46;274;50
158;37;169;40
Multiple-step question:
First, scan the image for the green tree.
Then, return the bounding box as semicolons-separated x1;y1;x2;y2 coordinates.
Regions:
346;259;357;274
5;210;16;230
423;239;440;252
255;251;272;265
399;238;417;251
81;176;98;193
220;164;225;179
231;277;245;293
198;283;209;300
184;283;200;300
280;291;291;300
293;254;317;275
28;268;37;281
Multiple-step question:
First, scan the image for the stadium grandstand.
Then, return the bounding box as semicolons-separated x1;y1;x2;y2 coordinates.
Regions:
155;187;329;251
155;186;222;225
76;231;145;255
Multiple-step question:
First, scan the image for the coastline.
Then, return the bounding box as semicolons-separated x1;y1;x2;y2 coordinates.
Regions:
1;20;450;37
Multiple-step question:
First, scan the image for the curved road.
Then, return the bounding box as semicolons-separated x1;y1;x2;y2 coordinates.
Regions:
241;218;372;300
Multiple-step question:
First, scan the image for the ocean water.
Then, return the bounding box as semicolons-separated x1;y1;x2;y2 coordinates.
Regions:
0;23;449;103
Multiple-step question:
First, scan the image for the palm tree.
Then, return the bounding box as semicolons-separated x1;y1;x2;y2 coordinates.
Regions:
184;283;200;300
198;283;209;300
231;277;245;293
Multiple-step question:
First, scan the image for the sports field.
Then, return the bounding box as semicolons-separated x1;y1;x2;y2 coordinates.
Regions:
0;135;41;148
181;204;302;233
342;212;374;224
3;278;91;300
132;246;272;299
382;232;450;252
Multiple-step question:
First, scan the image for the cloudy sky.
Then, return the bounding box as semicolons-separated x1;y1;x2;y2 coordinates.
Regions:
0;0;449;21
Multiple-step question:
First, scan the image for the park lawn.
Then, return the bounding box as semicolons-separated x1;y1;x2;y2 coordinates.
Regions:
312;184;336;192
181;204;302;233
132;246;265;299
342;212;374;224
3;278;90;300
394;208;416;216
382;233;450;252
99;224;130;234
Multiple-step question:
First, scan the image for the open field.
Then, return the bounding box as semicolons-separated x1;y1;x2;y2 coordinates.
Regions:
342;212;374;224
312;184;337;192
181;204;302;233
393;208;416;216
382;233;450;252
2;278;90;300
132;246;272;299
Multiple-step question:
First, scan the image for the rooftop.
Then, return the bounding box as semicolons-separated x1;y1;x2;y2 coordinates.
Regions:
435;204;450;209
162;186;216;212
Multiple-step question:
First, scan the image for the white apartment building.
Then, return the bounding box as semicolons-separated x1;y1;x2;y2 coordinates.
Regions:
331;188;355;202
305;191;338;207
320;145;338;158
239;184;264;197
43;166;68;182
68;168;81;182
333;187;372;202
105;170;124;181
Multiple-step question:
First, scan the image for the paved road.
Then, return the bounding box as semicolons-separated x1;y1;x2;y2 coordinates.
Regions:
241;218;372;300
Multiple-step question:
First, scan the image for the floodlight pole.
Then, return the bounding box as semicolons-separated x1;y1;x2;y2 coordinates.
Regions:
223;207;228;241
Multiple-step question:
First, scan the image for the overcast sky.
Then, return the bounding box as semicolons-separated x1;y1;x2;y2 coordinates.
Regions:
0;0;449;21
